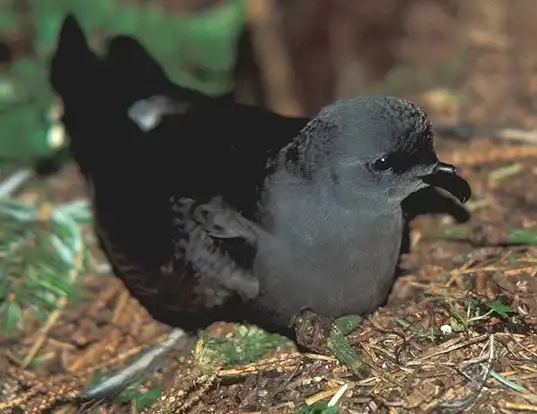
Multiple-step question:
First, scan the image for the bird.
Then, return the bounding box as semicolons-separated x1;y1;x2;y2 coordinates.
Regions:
48;14;311;330
49;13;471;398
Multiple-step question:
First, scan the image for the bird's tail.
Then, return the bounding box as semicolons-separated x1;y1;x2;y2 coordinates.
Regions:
50;14;177;105
49;14;100;111
104;34;234;107
50;13;240;176
49;14;181;174
103;35;177;103
49;14;118;176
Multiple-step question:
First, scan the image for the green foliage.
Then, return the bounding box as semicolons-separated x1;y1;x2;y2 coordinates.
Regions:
394;317;418;333
114;380;161;411
333;314;363;335
0;61;60;162
0;199;91;334
508;228;537;245
426;224;537;246
296;402;340;414
488;163;524;181
328;321;368;379
445;295;517;335
33;0;246;95
426;325;442;343
201;324;293;367
0;0;246;166
0;3;62;164
490;370;529;394
487;299;515;318
130;384;162;411
449;316;465;333
88;371;162;411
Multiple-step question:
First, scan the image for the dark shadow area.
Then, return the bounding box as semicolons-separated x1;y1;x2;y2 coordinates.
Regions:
397;186;470;275
0;42;12;66
402;186;471;223
233;27;265;106
33;147;71;177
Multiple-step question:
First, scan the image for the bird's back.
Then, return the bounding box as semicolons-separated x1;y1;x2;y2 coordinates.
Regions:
49;14;310;329
49;15;186;323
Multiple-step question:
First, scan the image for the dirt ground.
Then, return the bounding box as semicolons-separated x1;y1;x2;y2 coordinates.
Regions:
2;0;537;413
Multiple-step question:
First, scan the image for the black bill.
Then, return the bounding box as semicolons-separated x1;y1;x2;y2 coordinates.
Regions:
421;162;471;203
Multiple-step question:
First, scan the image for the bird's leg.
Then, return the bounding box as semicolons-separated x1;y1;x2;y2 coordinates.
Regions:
290;309;368;379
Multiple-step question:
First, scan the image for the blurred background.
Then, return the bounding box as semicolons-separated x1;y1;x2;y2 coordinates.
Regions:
1;0;536;167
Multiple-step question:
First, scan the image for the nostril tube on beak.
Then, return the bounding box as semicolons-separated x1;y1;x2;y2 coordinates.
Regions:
434;162;457;174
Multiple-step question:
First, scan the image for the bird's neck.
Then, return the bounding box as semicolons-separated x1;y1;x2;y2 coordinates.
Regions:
346;195;402;216
322;182;404;216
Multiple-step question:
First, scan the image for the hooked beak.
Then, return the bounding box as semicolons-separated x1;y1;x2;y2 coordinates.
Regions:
421;162;471;203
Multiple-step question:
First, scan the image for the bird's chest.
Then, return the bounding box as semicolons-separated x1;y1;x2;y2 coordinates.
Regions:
255;197;404;322
272;207;401;278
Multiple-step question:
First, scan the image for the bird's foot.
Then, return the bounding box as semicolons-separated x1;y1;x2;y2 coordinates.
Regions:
290;309;368;379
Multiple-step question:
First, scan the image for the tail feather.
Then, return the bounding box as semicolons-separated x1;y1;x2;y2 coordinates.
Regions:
104;36;170;102
104;35;232;107
49;14;236;177
49;14;110;176
49;14;99;103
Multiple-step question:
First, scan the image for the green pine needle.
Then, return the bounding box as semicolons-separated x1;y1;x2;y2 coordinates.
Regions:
0;198;92;335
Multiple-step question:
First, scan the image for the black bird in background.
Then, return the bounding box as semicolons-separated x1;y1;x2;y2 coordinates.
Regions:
49;14;309;332
50;13;471;399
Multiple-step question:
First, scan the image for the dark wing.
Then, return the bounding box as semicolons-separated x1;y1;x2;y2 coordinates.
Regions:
132;97;309;222
50;15;308;331
170;196;261;304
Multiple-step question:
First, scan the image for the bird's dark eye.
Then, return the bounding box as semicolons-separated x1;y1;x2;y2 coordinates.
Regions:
372;156;392;172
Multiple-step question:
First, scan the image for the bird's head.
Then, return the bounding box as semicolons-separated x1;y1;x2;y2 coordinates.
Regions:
284;95;471;208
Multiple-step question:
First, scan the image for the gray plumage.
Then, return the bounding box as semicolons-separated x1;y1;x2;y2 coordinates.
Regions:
171;95;470;329
52;15;472;399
